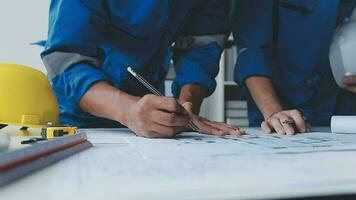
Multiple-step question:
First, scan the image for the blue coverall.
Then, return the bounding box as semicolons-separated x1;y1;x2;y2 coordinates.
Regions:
233;0;356;126
42;0;230;127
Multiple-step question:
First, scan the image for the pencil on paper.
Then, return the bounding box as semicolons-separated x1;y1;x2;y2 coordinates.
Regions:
127;67;199;131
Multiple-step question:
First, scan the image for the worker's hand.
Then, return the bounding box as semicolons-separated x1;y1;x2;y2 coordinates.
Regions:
126;94;190;138
181;102;245;136
343;75;356;93
261;109;311;135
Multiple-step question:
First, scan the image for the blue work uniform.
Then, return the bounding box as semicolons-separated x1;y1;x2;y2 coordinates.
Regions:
42;0;230;128
233;0;356;126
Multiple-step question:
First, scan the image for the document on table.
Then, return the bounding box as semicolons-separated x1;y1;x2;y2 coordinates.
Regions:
120;127;356;159
2;128;356;200
42;150;356;200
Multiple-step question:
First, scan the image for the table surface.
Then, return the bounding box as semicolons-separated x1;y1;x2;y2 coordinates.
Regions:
0;127;356;200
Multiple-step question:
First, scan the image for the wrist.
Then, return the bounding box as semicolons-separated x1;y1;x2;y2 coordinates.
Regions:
79;81;140;125
178;84;206;114
245;76;283;120
262;105;283;120
113;91;140;126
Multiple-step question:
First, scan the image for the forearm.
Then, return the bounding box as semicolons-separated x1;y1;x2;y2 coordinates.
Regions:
79;81;139;125
245;76;283;119
178;84;207;114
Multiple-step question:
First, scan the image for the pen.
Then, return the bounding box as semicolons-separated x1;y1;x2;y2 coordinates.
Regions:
127;67;199;131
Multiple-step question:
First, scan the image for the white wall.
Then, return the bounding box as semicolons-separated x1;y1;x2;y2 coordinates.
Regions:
0;0;49;72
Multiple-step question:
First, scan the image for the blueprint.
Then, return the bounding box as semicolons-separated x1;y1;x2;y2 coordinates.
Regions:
117;127;356;159
2;128;356;200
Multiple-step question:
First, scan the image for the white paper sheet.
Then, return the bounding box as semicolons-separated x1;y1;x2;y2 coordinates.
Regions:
2;128;356;200
52;151;356;200
2;144;356;200
84;129;131;145
123;128;356;159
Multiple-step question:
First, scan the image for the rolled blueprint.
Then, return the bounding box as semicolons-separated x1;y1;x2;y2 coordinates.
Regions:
331;116;356;134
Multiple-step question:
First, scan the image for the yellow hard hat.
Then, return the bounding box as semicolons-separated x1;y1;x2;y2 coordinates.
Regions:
0;63;59;128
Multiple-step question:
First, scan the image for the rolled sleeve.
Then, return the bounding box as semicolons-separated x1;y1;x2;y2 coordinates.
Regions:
172;0;229;97
235;48;274;85
43;0;111;113
233;0;275;86
172;43;221;97
51;63;111;108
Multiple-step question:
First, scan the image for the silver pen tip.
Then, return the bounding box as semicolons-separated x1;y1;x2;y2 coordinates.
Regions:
127;67;137;76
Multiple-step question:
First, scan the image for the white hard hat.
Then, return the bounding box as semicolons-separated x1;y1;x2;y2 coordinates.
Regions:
330;9;356;88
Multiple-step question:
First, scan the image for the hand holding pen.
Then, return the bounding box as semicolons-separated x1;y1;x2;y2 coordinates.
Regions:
127;67;198;131
125;93;192;138
128;67;245;137
123;67;193;138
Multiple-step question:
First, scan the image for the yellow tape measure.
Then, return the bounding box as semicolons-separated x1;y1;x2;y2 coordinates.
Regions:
41;123;77;139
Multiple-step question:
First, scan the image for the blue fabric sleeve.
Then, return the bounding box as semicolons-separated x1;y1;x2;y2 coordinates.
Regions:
235;48;274;85
172;0;230;97
43;0;111;110
51;64;111;108
233;0;275;85
172;43;222;97
43;0;106;56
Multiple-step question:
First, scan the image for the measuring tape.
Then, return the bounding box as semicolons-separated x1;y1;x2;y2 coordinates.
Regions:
41;123;77;139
